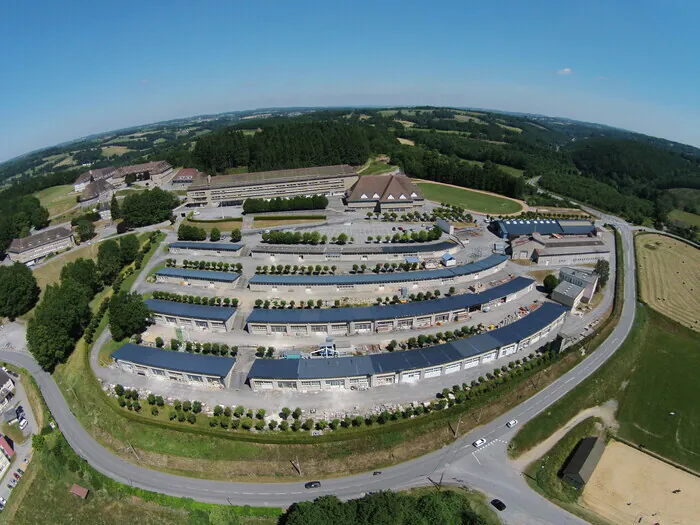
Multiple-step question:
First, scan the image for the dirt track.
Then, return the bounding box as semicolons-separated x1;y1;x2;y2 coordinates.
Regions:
582;441;700;524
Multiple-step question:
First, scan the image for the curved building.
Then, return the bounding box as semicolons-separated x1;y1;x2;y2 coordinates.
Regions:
247;276;535;335
248;253;508;292
247;302;568;391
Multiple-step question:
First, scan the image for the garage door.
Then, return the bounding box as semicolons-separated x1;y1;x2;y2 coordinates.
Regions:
401;371;421;382
424;367;442;379
481;352;496;363
463;358;479;369
445;363;461;375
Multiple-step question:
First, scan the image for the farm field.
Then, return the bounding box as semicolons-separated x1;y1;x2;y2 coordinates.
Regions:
582;441;700;525
35;184;77;217
416;181;523;214
397;137;415;146
635;233;700;331
101;145;132;156
462;159;524;177
669;208;700;227
666;187;700;210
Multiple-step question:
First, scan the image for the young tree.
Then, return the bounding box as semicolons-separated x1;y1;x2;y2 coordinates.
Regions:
76;219;95;242
543;274;559;294
119;234;140;265
0;263;40;320
594;259;610;288
110;194;121;220
109;291;150;340
97;239;122;284
230;229;242;242
210;227;221;242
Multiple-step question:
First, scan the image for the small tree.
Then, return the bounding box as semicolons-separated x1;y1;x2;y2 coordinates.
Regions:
256;408;266;420
210;227;221;241
187;413;196;424
155;336;164;348
281;407;291;419
543;274;559;294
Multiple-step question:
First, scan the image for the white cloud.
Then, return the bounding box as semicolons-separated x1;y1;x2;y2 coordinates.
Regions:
557;67;573;75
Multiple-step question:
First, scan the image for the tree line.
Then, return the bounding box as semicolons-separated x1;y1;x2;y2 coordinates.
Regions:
279;491;491;525
242;195;328;214
27;233;147;370
120;188;178;227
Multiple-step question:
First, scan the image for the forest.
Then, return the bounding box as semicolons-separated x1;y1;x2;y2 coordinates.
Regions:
278;491;493;525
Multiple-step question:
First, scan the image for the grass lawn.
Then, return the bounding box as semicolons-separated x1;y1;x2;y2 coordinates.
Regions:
416;181;523;214
512;305;700;472
2;422;27;445
35;184;77;217
253;218;324;228
182;218;243;232
405;487;501;525
669;208;700;228
666;188;700;210
32;243;101;290
224;166;249;175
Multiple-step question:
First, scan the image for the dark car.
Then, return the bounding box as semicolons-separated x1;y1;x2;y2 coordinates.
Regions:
372;471;382;476
304;481;321;489
17;468;24;475
491;499;506;511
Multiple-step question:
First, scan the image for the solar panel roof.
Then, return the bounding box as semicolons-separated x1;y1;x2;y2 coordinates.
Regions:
156;267;240;283
246;276;533;325
247;302;568;380
145;299;237;322
112;343;236;377
249;254;508;286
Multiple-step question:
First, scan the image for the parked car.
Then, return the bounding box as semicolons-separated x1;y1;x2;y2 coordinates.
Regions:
473;438;487;448
491;499;507;511
13;473;20;480
6;484;12;490
304;481;321;489
373;471;382;476
19;418;28;430
506;419;518;428
15;405;24;417
17;468;24;475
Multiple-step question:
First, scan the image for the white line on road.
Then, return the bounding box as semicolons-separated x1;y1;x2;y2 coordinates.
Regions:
472;452;481;465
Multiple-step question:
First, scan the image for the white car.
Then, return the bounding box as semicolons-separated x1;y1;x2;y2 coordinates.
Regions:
19;418;28;430
473;438;487;448
506;419;518;428
0;496;6;506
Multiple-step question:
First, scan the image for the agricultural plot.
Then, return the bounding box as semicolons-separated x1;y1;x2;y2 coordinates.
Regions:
416;181;523;214
397;137;415;146
359;157;397;176
101;145;132;156
582;441;700;525
635;233;700;331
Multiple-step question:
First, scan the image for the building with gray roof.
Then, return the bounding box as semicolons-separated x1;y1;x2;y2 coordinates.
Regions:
494;219;596;239
155;267;240;289
551;281;585;309
145;299;237;332
247;276;535;336
7;226;75;265
248;254;508;292
561;437;606;489
187;164;358;207
248;302;568;390
559;267;599;302
111;343;236;387
168;242;243;256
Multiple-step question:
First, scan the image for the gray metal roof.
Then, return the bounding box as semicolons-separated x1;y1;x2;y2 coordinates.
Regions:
559;267;598;284
246;276;534;325
562;437;605;485
496;219;595;237
169;242;243;252
553;281;585;299
249;254;507;287
251;240;457;255
145;299;237;322
156;267;240;283
112;343;235;377
247;302;567;380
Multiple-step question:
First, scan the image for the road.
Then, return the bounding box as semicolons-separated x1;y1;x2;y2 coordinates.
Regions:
0;218;636;523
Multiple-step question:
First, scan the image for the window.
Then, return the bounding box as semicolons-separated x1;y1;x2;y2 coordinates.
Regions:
291;325;307;333
278;381;297;389
166;316;177;324
355;322;371;331
300;381;321;388
270;325;287;333
195;320;209;329
188;374;204;382
331;324;347;332
326;379;345;387
311;325;328;333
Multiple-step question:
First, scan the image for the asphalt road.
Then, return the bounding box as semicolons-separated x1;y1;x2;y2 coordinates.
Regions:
0;219;636;523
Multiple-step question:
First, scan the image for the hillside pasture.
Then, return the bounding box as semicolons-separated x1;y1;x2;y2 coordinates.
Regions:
415;181;523;214
636;233;700;331
101;145;132;156
669;208;700;228
397;137;415;146
35;184;77;217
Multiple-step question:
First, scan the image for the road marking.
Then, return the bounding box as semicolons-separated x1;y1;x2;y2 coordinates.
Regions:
472;452;481;465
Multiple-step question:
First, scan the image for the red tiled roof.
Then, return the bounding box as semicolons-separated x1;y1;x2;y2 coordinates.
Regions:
0;436;14;458
71;484;89;498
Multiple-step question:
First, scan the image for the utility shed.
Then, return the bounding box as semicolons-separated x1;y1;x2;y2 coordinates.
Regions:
71;484;89;499
561;437;606;489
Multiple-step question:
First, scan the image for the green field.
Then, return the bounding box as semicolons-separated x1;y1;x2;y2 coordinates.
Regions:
359;157;397;176
512;305;700;471
463;159;525;177
669;208;700;227
35;184;77;217
417;181;523;214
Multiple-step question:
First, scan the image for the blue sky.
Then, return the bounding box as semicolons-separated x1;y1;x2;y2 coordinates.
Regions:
1;0;699;161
